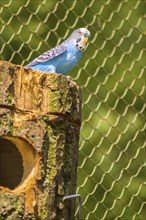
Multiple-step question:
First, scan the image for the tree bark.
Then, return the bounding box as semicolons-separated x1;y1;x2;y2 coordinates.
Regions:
0;61;81;220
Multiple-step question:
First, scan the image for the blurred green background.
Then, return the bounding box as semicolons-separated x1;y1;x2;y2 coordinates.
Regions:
0;0;145;219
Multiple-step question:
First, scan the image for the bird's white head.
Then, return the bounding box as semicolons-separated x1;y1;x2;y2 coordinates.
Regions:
70;28;91;51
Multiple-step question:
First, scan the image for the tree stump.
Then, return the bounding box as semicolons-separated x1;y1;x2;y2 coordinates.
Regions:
0;61;81;220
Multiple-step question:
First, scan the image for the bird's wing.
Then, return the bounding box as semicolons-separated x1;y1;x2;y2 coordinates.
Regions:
27;42;67;67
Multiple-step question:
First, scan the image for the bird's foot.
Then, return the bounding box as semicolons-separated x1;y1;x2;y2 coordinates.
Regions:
66;76;77;86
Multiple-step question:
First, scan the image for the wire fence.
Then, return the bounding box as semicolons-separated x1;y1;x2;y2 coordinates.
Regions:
0;0;145;219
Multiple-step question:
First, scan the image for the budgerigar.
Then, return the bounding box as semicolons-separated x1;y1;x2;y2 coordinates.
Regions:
26;28;90;75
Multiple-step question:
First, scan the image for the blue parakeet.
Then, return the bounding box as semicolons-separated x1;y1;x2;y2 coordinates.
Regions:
26;28;90;75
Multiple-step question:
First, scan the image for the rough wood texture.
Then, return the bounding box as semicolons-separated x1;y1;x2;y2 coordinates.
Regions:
0;61;81;220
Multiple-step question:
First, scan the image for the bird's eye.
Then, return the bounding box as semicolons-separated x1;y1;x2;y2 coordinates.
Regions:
84;32;88;37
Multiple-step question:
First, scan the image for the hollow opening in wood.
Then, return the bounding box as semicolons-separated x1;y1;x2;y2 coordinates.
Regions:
0;136;36;191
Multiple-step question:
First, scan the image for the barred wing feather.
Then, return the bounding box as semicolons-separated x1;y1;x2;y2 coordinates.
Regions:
27;43;67;67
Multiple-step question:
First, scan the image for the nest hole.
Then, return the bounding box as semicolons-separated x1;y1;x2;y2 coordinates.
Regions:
0;136;36;191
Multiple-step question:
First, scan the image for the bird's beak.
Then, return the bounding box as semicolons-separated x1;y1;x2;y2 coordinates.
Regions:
83;37;89;44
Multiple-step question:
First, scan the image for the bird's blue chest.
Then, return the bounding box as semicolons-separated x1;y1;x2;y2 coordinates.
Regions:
52;48;82;74
57;50;82;74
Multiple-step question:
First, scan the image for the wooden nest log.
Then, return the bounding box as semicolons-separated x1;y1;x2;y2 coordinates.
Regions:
0;61;81;220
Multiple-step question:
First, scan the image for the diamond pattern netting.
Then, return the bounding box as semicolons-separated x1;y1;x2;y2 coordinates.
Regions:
0;0;145;219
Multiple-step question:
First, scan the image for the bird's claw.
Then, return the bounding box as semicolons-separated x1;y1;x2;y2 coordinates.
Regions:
66;76;77;86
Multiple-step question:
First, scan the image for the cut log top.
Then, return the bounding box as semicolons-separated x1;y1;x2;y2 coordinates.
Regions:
0;60;81;124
